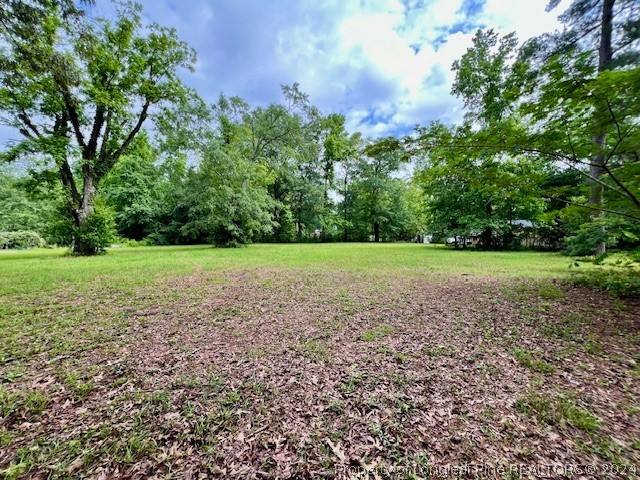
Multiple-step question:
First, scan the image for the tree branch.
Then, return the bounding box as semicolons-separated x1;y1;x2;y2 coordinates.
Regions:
85;105;105;159
558;158;629;199
544;196;640;221
18;111;41;139
602;163;640;210
98;109;112;163
111;100;150;160
57;84;86;149
52;115;80;206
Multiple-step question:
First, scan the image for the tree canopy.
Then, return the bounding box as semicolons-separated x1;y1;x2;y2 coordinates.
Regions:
0;0;638;254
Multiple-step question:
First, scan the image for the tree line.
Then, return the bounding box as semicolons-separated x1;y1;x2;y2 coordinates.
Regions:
0;0;638;254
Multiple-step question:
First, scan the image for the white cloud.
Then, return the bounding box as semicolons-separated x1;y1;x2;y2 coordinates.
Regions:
0;0;565;149
264;0;562;137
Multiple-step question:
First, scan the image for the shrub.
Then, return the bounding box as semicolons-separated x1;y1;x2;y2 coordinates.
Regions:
73;201;117;255
572;269;640;297
0;231;46;249
571;251;640;297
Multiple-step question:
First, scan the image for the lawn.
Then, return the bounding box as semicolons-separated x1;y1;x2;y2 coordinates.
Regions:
0;244;638;479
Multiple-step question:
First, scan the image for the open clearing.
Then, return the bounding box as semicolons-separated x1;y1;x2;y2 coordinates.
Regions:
0;244;639;479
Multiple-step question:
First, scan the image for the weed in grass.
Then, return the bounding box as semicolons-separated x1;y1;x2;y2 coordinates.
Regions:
558;399;599;432
301;339;331;362
390;372;415;387
515;391;555;424
2;366;25;382
422;345;456;357
0;387;20;418
624;405;640;416
576;437;623;462
514;445;536;460
208;373;224;392
325;398;344;415
377;346;409;363
338;367;364;394
516;391;599;432
512;348;555;374
482;405;496;419
248;346;268;358
0;387;50;418
24;390;49;415
182;402;197;418
147;390;171;411
480;424;496;439
360;325;393;341
385;393;411;414
537;283;565;300
539;302;551;312
122;434;157;464
0;461;29;480
542;312;584;341
61;371;95;401
220;390;244;408
584;334;604;355
0;429;12;447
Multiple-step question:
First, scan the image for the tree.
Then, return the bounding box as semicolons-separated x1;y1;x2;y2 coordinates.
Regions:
0;1;197;254
0;172;58;236
100;134;163;240
451;29;520;126
414;123;546;248
520;0;640;253
435;7;639;253
348;138;410;242
181;144;275;247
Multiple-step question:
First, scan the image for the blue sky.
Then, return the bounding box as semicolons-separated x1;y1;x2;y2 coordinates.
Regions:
0;0;562;148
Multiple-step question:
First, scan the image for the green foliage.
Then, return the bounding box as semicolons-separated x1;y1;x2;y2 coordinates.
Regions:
572;254;640;297
101;135;163;240
0;172;62;242
344;139;413;242
413;123;546;248
72;201;117;255
512;348;556;374
451;28;520;125
565;215;640;256
0;1;635;261
0;231;46;249
516;390;599;432
180;145;275;247
360;325;393;341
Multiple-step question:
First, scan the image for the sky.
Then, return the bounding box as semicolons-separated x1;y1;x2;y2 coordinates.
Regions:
0;0;564;148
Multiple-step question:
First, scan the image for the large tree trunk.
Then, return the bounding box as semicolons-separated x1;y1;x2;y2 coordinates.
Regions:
590;0;615;255
73;166;97;254
373;222;380;243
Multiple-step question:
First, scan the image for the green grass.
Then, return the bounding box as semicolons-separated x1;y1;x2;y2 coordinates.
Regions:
360;325;393;341
516;391;599;432
0;242;634;476
300;339;331;362
0;243;571;297
513;348;556;374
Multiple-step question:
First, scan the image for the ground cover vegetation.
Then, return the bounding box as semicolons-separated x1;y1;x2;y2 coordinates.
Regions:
0;244;639;478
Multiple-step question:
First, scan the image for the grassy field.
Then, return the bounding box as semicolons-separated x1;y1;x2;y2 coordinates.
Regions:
0;243;571;295
0;244;639;478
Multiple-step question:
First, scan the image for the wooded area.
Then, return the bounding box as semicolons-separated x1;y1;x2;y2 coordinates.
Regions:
0;0;638;257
